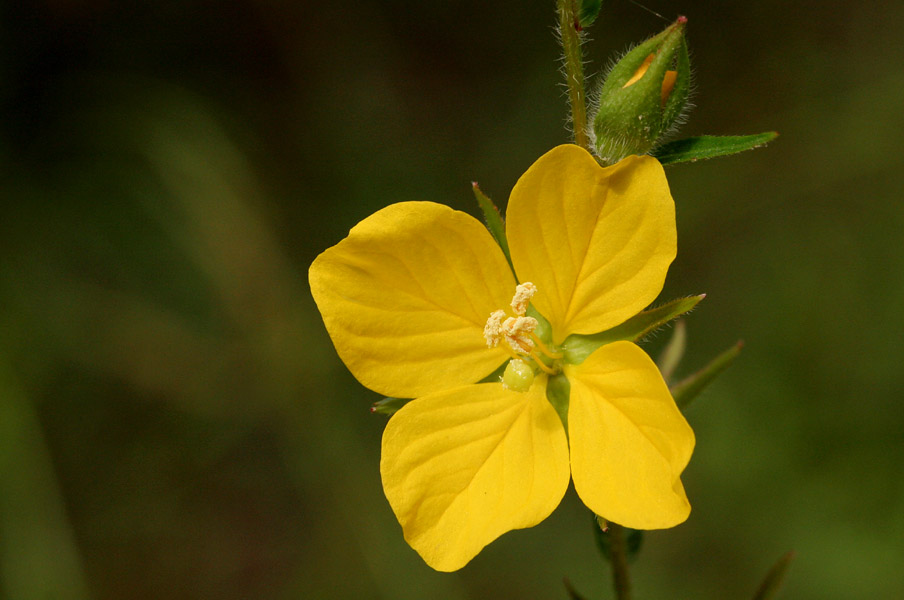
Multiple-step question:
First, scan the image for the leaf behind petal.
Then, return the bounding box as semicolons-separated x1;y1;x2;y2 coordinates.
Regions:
653;132;778;165
562;295;704;365
752;551;796;600
671;340;743;409
579;0;602;28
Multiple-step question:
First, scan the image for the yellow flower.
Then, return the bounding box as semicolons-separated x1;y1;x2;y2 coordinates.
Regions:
309;144;694;571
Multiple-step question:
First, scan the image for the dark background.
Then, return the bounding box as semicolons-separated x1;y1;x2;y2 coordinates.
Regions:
2;1;903;598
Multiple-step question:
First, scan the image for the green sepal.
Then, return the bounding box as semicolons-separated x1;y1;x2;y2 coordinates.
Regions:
526;304;553;348
752;551;796;600
595;22;675;90
472;182;514;273
671;340;743;409
653;132;779;165
591;18;690;163
661;35;691;128
657;319;687;383
545;373;571;433
478;361;508;384
371;396;410;416
562;295;705;365
593;516;644;563
578;0;602;28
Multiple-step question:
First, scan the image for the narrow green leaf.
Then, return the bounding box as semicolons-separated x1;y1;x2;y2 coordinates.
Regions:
0;359;91;600
472;182;514;272
563;578;590;600
562;295;705;365
752;551;796;600
653;132;778;165
371;396;410;416
671;340;743;409
578;0;602;28
657;319;687;383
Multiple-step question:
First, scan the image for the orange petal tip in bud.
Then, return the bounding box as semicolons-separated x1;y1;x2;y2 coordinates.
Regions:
661;70;678;106
623;54;655;89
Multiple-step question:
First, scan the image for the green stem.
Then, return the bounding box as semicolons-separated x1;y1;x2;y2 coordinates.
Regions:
557;0;590;150
608;523;632;600
0;360;91;600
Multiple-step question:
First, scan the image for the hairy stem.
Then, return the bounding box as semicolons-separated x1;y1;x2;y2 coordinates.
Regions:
557;0;590;150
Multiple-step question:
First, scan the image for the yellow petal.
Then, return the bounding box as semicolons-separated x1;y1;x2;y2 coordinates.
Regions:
309;202;515;398
506;145;676;341
566;341;694;529
381;380;570;571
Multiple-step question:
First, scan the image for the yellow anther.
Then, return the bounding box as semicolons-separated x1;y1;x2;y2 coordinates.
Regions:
484;310;507;348
486;284;553;368
510;282;537;316
502;315;537;354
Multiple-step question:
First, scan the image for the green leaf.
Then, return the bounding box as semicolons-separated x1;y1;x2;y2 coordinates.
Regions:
752;551;796;600
0;360;91;600
371;396;410;416
562;295;705;365
652;132;779;165
563;578;590;600
671;340;743;409
578;0;602;28
657;319;687;383
472;182;514;273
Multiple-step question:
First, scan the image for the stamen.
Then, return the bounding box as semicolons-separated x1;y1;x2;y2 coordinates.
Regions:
527;350;557;374
485;284;559;376
529;332;563;359
510;282;537;316
502;315;538;354
484;310;506;348
501;345;522;362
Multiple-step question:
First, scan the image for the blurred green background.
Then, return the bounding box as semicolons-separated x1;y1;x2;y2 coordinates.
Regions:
2;0;903;598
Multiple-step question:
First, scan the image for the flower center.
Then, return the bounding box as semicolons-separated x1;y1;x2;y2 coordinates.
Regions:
484;283;563;388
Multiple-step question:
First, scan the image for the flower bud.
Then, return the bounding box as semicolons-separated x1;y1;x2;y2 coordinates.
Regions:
590;17;691;164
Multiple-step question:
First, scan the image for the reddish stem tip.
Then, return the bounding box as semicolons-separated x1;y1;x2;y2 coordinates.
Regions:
677;15;688;24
